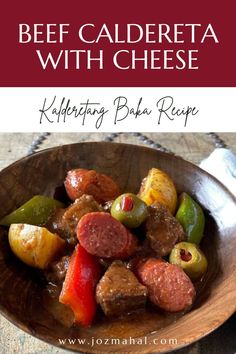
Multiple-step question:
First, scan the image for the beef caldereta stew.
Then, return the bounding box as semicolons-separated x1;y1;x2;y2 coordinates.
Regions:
0;167;208;327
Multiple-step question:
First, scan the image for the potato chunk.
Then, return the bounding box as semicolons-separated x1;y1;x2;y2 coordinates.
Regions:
138;168;177;214
8;224;65;269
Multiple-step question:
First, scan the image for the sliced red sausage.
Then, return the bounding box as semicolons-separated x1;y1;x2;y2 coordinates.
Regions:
64;169;120;203
77;212;138;259
136;258;196;312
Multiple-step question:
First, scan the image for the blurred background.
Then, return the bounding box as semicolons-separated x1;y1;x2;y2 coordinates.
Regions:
0;132;235;170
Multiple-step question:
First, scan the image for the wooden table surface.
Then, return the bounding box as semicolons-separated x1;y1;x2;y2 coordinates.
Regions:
0;133;235;354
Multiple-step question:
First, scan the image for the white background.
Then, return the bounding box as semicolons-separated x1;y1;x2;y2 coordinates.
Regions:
0;87;235;132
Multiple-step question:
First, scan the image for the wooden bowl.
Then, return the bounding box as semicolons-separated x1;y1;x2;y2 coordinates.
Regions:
0;142;235;353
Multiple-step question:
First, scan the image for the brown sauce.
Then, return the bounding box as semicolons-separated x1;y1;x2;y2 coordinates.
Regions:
42;281;208;339
42;271;207;339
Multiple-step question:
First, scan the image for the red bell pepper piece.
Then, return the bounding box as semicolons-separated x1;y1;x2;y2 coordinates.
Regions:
59;244;100;327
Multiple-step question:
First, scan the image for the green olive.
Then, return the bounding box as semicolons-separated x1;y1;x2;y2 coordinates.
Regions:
111;193;148;228
169;242;208;280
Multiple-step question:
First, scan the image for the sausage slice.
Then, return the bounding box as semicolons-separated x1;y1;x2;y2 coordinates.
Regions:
65;169;120;203
136;258;196;312
77;212;138;259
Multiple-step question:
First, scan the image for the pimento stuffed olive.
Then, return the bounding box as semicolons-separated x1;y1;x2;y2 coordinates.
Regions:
169;242;208;280
111;193;148;228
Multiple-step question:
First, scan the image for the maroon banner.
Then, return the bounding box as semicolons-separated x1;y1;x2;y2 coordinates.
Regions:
1;0;235;86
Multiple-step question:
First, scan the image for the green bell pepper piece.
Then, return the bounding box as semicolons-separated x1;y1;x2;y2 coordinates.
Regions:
176;192;205;245
0;195;64;226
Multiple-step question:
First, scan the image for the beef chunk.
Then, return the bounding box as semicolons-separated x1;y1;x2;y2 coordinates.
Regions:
45;255;70;284
146;202;186;257
46;208;67;237
96;261;147;317
46;208;77;247
46;195;102;246
62;194;103;237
